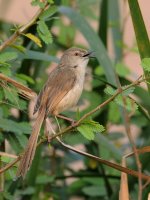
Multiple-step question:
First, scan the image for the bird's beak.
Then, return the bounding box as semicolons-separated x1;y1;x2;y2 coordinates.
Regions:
83;50;95;58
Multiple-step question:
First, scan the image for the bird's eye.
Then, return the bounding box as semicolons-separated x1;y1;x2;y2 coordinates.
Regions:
74;52;79;56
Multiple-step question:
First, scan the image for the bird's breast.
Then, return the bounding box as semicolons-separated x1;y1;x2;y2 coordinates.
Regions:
53;74;85;115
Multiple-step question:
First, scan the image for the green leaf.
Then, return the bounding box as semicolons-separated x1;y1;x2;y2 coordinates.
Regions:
64;131;90;145
37;20;53;44
36;175;55;184
0;62;10;67
18;49;59;63
7;135;21;153
104;85;135;97
98;0;108;46
18;99;27;110
0;66;11;76
141;58;150;72
16;74;35;84
122;86;135;96
18;122;32;134
104;86;115;95
82;185;106;197
0;90;4;101
21;187;35;195
128;0;150;58
37;21;49;34
77;120;105;140
47;0;54;4
94;66;104;76
0;52;18;62
0;104;10;118
1;156;14;164
39;6;58;20
10;44;26;53
108;102;120;123
23;33;42;47
68;179;86;193
0;118;31;135
77;125;95;140
31;0;45;8
15;133;28;148
108;0;122;62
83;120;105;133
115;95;138;111
3;86;19;104
7;167;17;180
104;86;137;111
2;191;14;200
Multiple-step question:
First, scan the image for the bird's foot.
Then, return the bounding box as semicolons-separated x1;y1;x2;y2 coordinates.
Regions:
71;120;77;127
56;114;74;123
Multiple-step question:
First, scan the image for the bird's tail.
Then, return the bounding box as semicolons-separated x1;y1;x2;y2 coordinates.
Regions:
16;108;45;178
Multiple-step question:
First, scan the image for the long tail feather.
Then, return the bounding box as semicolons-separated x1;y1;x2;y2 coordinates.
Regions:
16;108;45;178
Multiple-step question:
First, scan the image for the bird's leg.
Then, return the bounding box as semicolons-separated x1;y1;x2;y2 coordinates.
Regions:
56;114;75;126
45;118;56;142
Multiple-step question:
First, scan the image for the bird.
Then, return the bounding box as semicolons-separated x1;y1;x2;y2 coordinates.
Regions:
16;47;93;178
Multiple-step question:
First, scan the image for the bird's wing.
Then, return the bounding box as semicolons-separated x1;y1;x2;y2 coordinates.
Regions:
33;66;76;115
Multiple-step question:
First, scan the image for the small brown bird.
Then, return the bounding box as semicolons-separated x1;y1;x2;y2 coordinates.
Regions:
16;47;93;178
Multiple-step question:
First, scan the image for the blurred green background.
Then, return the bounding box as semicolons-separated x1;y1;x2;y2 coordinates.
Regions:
0;0;150;199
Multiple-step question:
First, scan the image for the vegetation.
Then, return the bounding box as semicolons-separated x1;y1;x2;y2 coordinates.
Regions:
0;0;150;199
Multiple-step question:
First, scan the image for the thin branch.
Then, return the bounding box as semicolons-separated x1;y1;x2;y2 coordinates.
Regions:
0;3;49;51
0;157;20;174
119;78;143;200
1;145;150;182
56;137;150;181
125;146;150;158
142;179;150;190
114;69;143;199
123;105;142;200
0;152;17;159
124;146;150;190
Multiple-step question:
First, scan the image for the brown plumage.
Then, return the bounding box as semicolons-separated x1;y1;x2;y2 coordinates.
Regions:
33;66;76;116
16;47;93;178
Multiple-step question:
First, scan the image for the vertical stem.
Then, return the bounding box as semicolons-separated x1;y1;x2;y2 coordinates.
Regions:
122;97;142;200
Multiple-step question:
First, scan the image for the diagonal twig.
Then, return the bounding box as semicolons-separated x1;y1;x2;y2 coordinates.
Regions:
56;137;150;181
